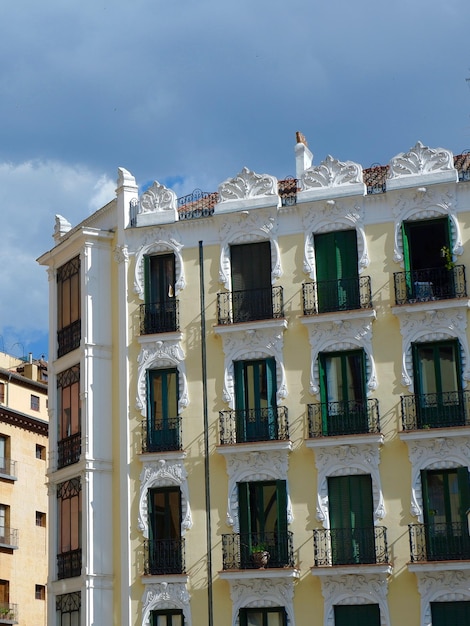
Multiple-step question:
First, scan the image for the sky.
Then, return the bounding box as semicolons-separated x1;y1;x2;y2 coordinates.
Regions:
0;0;469;361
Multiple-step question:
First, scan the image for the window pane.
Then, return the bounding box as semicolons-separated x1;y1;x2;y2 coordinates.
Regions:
267;612;284;626
418;346;437;394
439;345;458;393
246;612;263;626
70;272;80;323
71;382;80;434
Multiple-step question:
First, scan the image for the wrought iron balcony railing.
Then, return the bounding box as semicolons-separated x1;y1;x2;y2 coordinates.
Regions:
302;276;372;315
221;531;295;570
409;522;470;562
308;399;380;438
217;286;284;325
278;178;298;206
142;416;183;453
393;265;467;305
0;603;18;623
140;300;180;335
313;526;389;566
57;432;81;469
0;457;17;479
57;548;82;579
219;407;289;445
57;319;81;358
401;391;470;430
143;538;186;575
0;526;18;548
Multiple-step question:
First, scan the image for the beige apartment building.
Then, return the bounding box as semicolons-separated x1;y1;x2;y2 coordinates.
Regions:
0;351;48;626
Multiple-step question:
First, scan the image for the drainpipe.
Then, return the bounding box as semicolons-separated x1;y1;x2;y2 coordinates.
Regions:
199;240;213;626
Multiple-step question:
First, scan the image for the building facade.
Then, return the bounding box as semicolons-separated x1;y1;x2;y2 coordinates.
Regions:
39;138;470;626
0;351;48;626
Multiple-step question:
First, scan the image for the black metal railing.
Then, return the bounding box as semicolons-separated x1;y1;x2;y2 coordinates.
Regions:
278;178;298;206
178;190;218;220
143;538;186;575
142;417;183;453
302;276;372;315
393;266;467;305
57;320;81;358
313;526;389;566
0;526;18;548
221;531;295;570
0;603;18;623
308;399;380;438
401;391;470;430
409;522;470;562
219;407;289;445
140;300;179;334
217;286;284;324
0;457;17;478
57;432;81;469
57;548;82;579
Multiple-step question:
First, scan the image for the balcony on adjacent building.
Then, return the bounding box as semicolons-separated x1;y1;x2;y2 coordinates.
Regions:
57;548;82;579
217;286;284;325
0;527;18;550
219;407;289;445
393;266;467;305
57;319;81;358
307;399;380;438
0;457;17;481
302;276;372;315
57;433;81;469
221;531;295;570
409;522;470;562
140;300;180;335
141;417;183;453
0;603;18;624
313;527;389;567
401;391;470;431
143;538;186;575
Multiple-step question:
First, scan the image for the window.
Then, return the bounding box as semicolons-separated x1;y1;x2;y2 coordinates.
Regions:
57;478;82;579
31;394;40;411
35;584;45;600
431;601;470;624
56;592;81;626
328;474;375;565
314;230;359;313
148;487;183;574
57;365;81;468
334;604;380;626
421;468;470;560
0;580;10;612
239;607;287;626
36;511;46;527
230;241;272;322
319;350;367;435
412;340;463;428
143;254;178;334
36;444;46;460
0;505;7;542
234;358;277;442
238;480;288;568
0;383;4;404
146;369;180;452
0;436;6;473
57;256;81;357
151;610;184;626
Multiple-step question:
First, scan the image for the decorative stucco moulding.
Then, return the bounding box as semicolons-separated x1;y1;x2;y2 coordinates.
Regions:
135;181;178;226
387;141;458;191
297;155;366;203
214;167;280;213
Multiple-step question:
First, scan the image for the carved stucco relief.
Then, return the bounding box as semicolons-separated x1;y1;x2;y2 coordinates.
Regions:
228;578;295;626
389;141;455;178
321;574;390;626
142;582;191;626
139;181;177;213
218;167;278;203
414;570;470;626
301;155;363;190
134;231;185;299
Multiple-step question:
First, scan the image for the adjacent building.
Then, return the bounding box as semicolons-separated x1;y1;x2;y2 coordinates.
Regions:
0;351;48;626
38;137;470;625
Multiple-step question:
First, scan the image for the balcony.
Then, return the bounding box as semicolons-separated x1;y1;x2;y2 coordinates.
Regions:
409;522;470;562
0;527;18;549
221;531;295;570
393;266;467;305
0;457;17;481
57;432;81;469
140;300;179;335
0;603;18;624
302;276;372;315
143;538;185;575
142;417;183;453
57;319;81;358
313;527;389;567
219;407;289;445
217;286;284;325
307;399;380;438
57;548;82;579
401;391;470;431
278;178;298;206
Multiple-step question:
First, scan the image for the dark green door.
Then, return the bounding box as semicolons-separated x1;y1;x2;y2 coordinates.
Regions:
147;369;179;451
328;474;375;565
314;230;359;313
234;358;277;442
421;468;470;560
148;487;182;574
231;242;272;322
238;480;288;568
334;604;380;626
145;254;176;332
319;350;367;435
413;341;463;427
431;601;470;625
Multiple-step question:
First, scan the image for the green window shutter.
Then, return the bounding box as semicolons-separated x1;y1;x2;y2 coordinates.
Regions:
431;601;470;625
234;361;245;411
335;230;358;280
231;242;271;291
328;475;373;529
238;482;250;537
265;357;277;409
334;604;380;626
457;467;470;519
276;480;288;535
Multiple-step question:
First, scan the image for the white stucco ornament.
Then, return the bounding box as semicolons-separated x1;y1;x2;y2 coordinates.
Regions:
389;141;454;177
301;155;363;189
218;167;278;201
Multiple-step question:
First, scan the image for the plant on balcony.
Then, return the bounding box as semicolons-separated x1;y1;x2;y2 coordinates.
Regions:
251;543;270;568
441;246;455;270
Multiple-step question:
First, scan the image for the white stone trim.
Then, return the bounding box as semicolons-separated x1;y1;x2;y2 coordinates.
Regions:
227;578;295;626
215;167;280;214
138;459;192;537
142;582;191;626
413;569;470;626
388;142;457;190
298;156;366;202
134;232;185;299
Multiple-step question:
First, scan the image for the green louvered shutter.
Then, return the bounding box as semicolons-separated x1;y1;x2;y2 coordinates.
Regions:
334;604;380;626
431;601;470;625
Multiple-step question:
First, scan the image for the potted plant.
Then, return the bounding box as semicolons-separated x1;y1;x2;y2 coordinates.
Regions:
251;543;270;568
440;246;455;270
